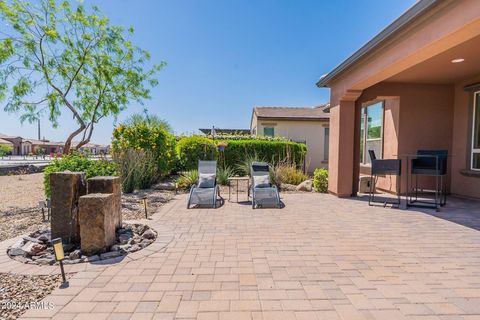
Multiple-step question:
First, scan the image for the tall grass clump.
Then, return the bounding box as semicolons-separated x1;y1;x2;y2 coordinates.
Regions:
113;149;160;193
217;166;234;185
275;163;308;186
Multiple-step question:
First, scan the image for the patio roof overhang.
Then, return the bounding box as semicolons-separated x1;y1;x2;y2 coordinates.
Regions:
317;0;480;103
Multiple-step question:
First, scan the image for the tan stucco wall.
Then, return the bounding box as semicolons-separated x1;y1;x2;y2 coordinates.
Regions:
451;76;480;199
252;117;329;173
355;82;455;194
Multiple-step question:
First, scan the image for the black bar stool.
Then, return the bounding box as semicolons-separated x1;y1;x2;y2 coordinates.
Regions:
368;150;402;207
408;150;447;211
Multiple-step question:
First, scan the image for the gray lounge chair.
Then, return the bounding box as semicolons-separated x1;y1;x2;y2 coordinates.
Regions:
187;160;219;209
250;162;281;209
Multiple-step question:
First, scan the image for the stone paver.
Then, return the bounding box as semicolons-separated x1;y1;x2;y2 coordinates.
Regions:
15;193;480;319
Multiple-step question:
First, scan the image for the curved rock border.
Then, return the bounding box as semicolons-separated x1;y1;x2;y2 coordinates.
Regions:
6;223;158;266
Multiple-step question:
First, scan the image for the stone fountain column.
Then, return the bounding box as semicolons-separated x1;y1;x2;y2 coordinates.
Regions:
87;176;122;229
78;193;116;255
50;172;86;245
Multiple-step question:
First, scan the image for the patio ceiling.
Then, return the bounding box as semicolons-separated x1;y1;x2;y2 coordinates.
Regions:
386;34;480;84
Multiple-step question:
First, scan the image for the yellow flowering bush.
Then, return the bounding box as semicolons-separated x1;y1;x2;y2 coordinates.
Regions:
112;115;177;190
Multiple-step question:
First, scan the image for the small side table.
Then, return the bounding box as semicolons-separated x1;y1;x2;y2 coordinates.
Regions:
228;177;250;202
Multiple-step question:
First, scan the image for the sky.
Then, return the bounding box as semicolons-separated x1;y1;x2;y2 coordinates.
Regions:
0;0;417;144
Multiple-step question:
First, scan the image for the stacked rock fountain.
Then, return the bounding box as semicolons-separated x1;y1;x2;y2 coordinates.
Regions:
7;172;157;265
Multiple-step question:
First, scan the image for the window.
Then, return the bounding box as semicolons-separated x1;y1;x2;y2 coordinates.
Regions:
264;127;274;137
472;91;480;170
360;101;384;164
324;127;329;161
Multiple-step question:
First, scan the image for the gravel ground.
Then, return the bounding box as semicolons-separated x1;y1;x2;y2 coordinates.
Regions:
0;173;175;320
121;188;176;220
0;273;65;320
0;173;46;212
0;172;176;242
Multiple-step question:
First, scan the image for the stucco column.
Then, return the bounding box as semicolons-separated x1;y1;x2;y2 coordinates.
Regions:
328;100;357;197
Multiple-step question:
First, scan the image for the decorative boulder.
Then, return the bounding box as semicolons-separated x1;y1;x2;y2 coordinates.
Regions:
78;193;116;255
50;172;86;245
296;179;313;192
153;182;176;191
87;176;122;229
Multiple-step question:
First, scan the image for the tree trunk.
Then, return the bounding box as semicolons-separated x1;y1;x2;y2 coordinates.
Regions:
63;125;85;155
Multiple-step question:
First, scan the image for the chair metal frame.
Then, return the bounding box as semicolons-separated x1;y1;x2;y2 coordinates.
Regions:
368;150;402;207
187;160;219;209
250;162;281;209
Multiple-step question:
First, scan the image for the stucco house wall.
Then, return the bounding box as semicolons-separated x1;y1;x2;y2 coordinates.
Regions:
451;75;480;199
318;0;480;199
355;82;454;194
253;118;329;173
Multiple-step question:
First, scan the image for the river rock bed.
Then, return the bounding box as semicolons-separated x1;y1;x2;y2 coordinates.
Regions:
6;223;157;265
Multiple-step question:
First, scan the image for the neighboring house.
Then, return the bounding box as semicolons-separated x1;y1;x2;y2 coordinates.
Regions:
250;105;330;173
0;132;108;155
0;138;13;154
25;139;64;155
0;133;64;155
0;133;28;155
74;142;110;155
317;0;480;199
199;128;251;136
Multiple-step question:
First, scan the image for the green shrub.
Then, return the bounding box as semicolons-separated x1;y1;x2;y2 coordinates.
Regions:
176;170;199;189
313;168;328;193
112;114;177;178
208;134;288;141
0;144;12;156
176;136;217;170
113;149;160;193
217;166;234;186
275;163;308;185
43;153;118;197
224;140;306;170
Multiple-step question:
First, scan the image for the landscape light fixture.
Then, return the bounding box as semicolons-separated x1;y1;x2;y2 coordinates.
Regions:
451;58;465;63
38;201;46;221
142;196;148;219
51;238;68;288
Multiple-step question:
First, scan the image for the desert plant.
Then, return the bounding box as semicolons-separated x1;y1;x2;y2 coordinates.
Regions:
176;170;199;189
43;152;118;197
275;163;308;186
113;149;160;193
112;115;177;176
217;166;234;186
313;168;329;193
235;154;266;176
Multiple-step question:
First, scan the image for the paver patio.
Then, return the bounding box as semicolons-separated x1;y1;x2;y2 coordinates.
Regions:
17;193;480;319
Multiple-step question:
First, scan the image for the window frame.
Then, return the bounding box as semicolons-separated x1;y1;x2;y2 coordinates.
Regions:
324;127;329;161
360;101;384;165
263;127;275;137
471;90;480;171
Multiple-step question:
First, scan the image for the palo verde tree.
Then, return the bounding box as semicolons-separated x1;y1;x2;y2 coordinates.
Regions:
0;0;164;153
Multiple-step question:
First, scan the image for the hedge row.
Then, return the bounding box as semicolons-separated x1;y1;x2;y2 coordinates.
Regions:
176;136;307;170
